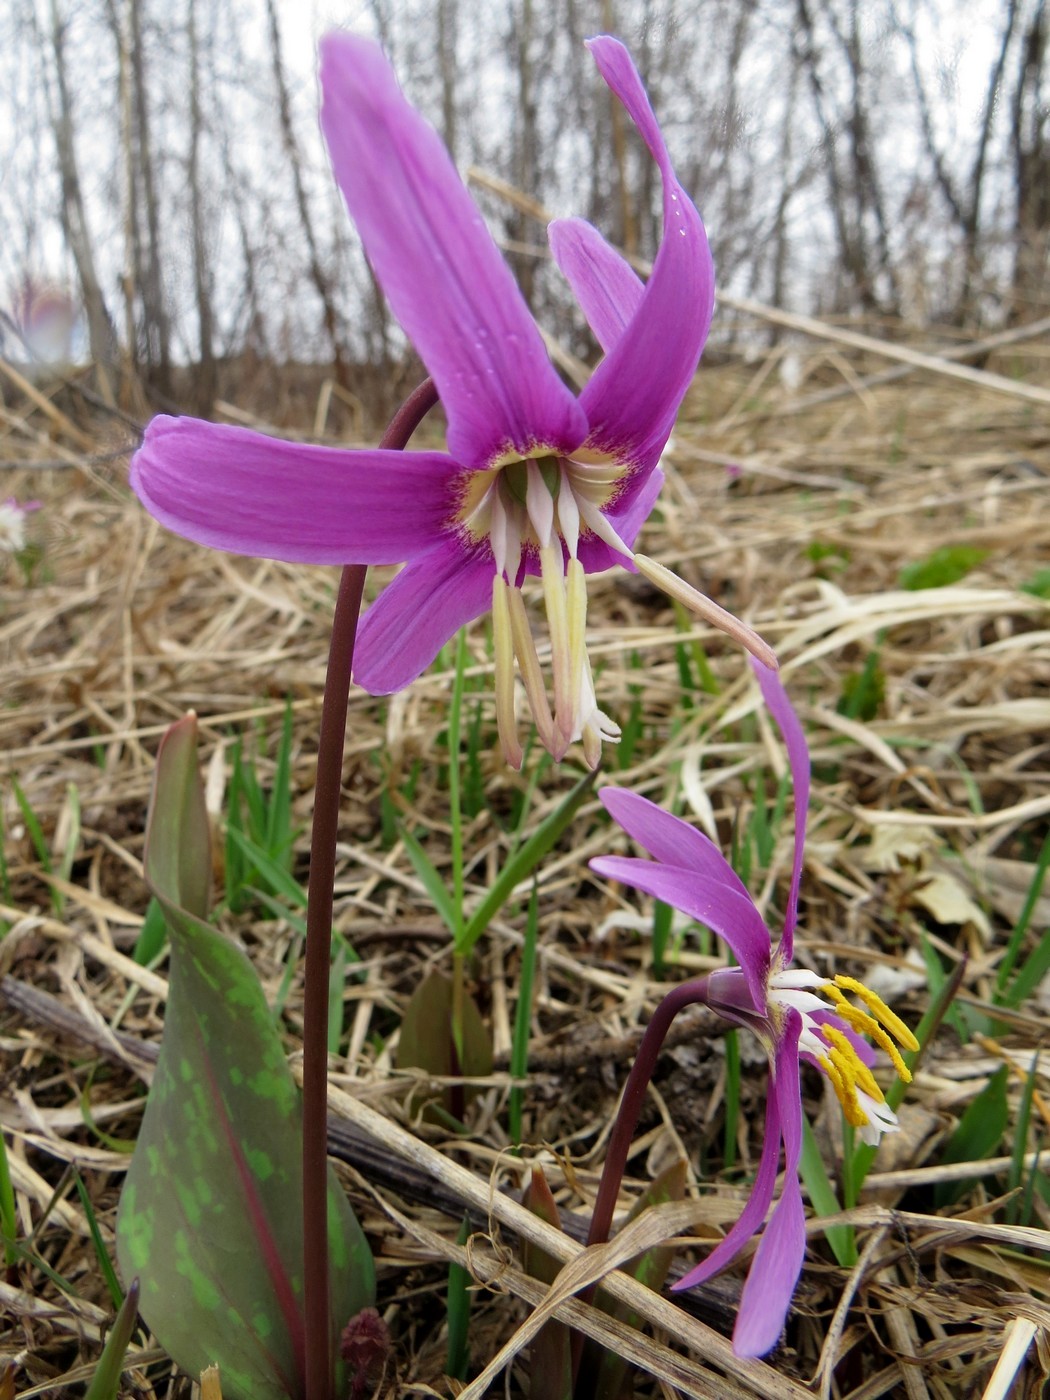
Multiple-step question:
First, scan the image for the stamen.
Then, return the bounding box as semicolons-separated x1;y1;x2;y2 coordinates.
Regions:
506;584;556;753
540;541;574;754
525;460;554;547
574;495;635;559
631;553;779;671
824;986;913;1083
820;1025;885;1104
566;558;587;736
833;976;920;1052
557;477;581;559
492;576;522;770
820;1052;867;1129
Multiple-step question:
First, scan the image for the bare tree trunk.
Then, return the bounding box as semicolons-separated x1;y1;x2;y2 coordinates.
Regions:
188;0;216;416
1011;0;1049;315
264;0;349;385
129;0;173;396
45;0;117;402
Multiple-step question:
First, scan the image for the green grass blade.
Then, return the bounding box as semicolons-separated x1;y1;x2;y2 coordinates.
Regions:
0;1130;18;1271
849;955;967;1196
132;897;168;966
398;823;458;937
265;701;295;871
1008;1052;1039;1225
11;777;60;914
799;1117;856;1266
446;1215;472;1381
459;767;596;958
651;899;673;978
84;1279;140;1400
73;1169;123;1310
996;827;1050;1005
225;826;307;908
509;885;539;1147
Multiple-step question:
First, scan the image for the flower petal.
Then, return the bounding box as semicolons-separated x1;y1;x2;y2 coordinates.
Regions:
752;661;810;960
319;34;587;469
598;788;751;902
588;856;772;1004
672;1072;782;1291
579;38;715;479
353;538;492;693
130;416;458;564
732;1012;806;1358
548;217;644;354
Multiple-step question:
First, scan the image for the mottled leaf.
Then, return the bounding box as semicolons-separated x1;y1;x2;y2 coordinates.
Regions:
116;716;374;1400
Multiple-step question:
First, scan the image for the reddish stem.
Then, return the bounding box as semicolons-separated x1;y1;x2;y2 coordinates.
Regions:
303;378;438;1400
571;975;712;1398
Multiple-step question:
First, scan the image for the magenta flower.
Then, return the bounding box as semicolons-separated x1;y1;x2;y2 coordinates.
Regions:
590;662;917;1357
130;33;774;769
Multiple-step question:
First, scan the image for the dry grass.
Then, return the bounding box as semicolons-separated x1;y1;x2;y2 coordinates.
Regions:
1;322;1049;1399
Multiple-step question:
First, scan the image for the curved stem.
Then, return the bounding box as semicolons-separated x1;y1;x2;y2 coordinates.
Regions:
303;378;438;1400
571;975;712;1399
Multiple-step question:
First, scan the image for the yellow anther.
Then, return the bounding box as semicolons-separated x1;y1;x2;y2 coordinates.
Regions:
833;976;920;1052
824;987;913;1084
822;1045;868;1128
820;1025;885;1103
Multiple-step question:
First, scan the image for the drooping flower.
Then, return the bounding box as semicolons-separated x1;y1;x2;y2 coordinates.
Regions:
130;34;775;769
589;661;917;1357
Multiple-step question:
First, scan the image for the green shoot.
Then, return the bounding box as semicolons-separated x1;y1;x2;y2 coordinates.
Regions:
508;885;539;1147
446;1216;472;1381
72;1169;123;1310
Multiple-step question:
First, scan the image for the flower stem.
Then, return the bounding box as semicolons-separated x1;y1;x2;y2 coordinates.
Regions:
303;378;438;1400
570;975;711;1399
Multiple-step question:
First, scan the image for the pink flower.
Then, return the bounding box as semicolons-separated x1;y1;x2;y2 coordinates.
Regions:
591;663;917;1357
130;35;773;769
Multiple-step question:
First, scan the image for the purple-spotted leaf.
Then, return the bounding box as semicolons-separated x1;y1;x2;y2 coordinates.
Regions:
522;1168;572;1400
396;970;493;1122
116;716;374;1400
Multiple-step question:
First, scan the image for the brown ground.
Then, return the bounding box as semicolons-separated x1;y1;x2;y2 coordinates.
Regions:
1;317;1049;1398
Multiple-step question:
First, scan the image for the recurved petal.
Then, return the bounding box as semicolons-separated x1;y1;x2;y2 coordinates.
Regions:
353;538;493;694
672;1070;782;1291
752;661;810;961
548;217;644;354
319;34;587;470
597;789;752;902
732;1013;806;1358
579;38;715;478
130;415;456;564
588;855;772;1006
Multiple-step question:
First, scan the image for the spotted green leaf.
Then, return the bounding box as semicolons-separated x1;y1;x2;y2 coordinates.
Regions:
116;715;374;1400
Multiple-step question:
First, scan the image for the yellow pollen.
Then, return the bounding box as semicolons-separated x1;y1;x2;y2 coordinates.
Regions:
821;1045;868;1128
820;1024;885;1103
832;976;920;1052
824;983;914;1083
